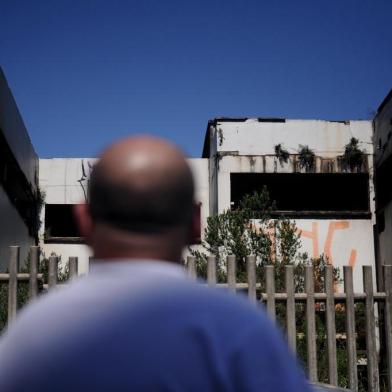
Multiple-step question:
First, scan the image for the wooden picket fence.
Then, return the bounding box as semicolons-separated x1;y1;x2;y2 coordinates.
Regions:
185;255;392;392
1;246;392;392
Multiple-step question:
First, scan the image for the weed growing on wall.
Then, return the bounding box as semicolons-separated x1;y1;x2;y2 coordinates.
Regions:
274;143;290;166
298;145;315;172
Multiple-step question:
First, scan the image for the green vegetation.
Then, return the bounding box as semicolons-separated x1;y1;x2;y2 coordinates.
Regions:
341;138;366;172
298;145;315;171
274;143;290;166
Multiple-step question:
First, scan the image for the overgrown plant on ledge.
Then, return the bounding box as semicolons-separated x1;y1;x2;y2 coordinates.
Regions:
274;143;290;166
298;145;315;171
341;137;365;172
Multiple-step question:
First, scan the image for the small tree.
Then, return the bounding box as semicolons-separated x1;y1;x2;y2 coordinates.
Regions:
190;187;339;291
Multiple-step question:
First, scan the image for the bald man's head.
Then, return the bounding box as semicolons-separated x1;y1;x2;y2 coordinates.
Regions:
88;136;195;235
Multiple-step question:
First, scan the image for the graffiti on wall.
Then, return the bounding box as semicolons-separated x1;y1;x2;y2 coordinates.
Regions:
295;219;376;289
298;221;357;267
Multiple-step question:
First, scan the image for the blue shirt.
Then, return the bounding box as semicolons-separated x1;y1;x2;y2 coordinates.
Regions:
0;260;312;391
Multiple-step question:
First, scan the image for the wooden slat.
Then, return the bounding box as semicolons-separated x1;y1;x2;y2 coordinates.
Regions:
186;256;196;279
344;266;358;392
306;265;318;382
207;256;217;286
29;246;39;300
0;273;43;281
227;255;236;292
48;256;58;288
384;265;392;392
363;266;380;392
285;265;296;352
7;246;19;325
246;256;256;302
265;265;276;321
69;257;78;279
325;265;338;386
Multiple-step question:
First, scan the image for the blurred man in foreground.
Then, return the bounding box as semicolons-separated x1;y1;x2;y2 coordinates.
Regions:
0;136;311;391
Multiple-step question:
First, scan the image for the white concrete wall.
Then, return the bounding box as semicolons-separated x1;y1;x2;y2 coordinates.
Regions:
187;159;209;255
295;219;375;291
39;159;95;274
39;157;209;271
216;119;373;156
39;158;96;205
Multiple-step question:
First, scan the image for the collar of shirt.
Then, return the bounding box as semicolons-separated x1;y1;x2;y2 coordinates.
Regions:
89;259;188;281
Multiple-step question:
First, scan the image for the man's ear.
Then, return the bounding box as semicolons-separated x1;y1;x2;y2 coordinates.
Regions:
188;203;201;245
73;204;93;245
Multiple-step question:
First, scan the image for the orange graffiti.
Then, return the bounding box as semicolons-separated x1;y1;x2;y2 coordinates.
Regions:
348;250;357;267
299;221;357;267
298;222;319;258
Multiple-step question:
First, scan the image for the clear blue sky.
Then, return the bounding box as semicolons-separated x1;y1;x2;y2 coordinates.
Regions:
1;0;391;158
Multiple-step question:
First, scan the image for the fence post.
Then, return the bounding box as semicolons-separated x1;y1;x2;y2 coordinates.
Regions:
344;266;358;392
48;256;58;288
306;265;318;382
29;246;39;299
246;256;256;303
207;256;216;286
227;255;236;292
363;266;380;392
7;246;19;325
325;264;338;386
384;265;392;392
69;257;78;280
265;265;276;321
186;256;196;279
285;265;296;352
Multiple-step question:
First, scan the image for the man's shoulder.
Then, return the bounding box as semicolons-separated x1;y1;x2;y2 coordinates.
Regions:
122;281;277;343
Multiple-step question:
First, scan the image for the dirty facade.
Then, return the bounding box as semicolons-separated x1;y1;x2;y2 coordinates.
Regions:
202;118;376;289
39;117;378;289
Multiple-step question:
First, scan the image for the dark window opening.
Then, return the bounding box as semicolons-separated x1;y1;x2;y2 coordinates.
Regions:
45;204;82;243
230;173;370;219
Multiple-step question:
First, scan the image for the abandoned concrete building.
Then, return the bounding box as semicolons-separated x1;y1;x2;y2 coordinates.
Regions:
40;117;378;289
0;66;390;290
39;158;209;274
202;118;375;289
0;68;38;270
